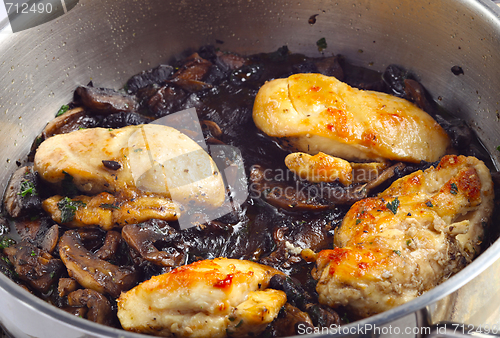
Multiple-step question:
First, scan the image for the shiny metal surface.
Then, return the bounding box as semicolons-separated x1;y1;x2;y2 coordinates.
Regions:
0;0;500;337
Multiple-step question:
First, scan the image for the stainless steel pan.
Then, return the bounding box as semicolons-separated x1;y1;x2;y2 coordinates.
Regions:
0;0;499;337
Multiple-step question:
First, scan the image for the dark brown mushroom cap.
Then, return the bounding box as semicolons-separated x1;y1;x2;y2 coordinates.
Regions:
67;288;114;326
4;165;41;218
59;229;138;298
4;241;64;293
122;221;186;268
41;107;99;139
74;86;137;114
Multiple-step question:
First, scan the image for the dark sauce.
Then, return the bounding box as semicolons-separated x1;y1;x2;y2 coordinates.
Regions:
0;45;497;334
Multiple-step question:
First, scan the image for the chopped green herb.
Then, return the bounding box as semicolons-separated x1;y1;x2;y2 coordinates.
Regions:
316;37;327;52
0;237;15;249
19;180;37;197
228;316;236;322
55;104;70;117
1;256;11;265
450;182;458;195
134;148;143;152
341;312;350;324
61;171;79;197
406;239;411;246
30;250;36;257
497;145;500;151
425;201;433;207
393;250;401;256
235;320;244;328
49;271;56;279
57;197;86;223
100;203;120;210
386;197;400;215
355;219;362;225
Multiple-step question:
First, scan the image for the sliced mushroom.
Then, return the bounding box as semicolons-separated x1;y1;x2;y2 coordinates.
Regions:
67;289;114;326
42;107;100;139
250;165;370;211
122;221;186;268
170;53;213;92
11;217;58;254
250;164;331;211
59;229;138;297
267;303;314;337
215;50;247;71
269;274;340;328
58;277;79;297
126;64;174;94
4;165;41;218
4;241;64;293
147;84;188;118
314;55;344;80
74;86;137;114
251;162;408;211
95;231;122;261
98;111;151;129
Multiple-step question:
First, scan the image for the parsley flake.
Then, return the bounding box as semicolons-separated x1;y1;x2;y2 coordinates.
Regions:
450;182;458;195
393;250;401;256
57;197;86;223
55;104;70;117
19;180;37;197
386;197;400;215
316;37;327;52
0;237;15;249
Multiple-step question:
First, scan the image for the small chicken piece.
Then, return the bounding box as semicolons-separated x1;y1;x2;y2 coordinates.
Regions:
285;152;352;185
253;73;450;163
42;193;180;230
117;258;287;338
312;155;494;318
285;152;389;186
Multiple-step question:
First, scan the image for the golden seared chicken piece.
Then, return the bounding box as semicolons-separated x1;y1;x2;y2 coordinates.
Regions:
34;125;225;227
285;152;388;186
253;73;449;163
41;193;180;230
117;258;286;338
312;155;494;318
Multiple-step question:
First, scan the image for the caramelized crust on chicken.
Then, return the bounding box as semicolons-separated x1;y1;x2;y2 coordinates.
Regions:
312;155;494;318
253;73;450;162
34;124;225;207
42;193;181;230
285;152;389;186
117;258;286;338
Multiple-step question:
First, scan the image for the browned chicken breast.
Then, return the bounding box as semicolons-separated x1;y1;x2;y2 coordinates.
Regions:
312;155;494;318
117;258;286;338
34;124;225;228
253;73;450;163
